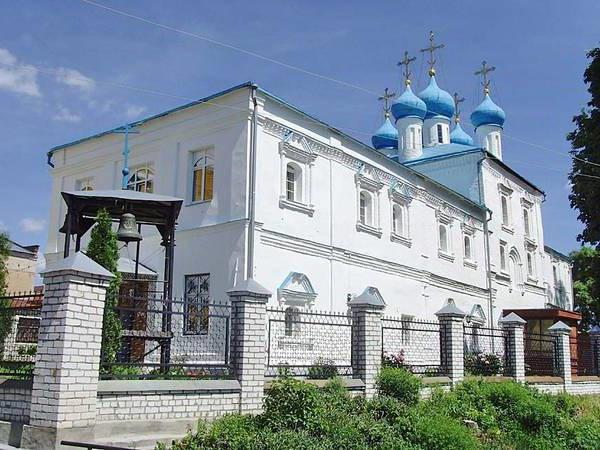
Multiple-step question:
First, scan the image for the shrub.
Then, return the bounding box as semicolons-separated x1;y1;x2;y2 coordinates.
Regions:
307;358;338;379
263;377;322;430
376;367;421;406
464;352;503;376
382;350;407;368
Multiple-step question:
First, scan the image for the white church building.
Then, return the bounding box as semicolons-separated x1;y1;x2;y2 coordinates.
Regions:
43;55;573;330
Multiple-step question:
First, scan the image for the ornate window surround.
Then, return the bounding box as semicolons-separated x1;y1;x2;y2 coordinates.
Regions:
436;210;454;262
355;169;383;238
498;183;514;234
461;223;477;269
278;140;316;216
389;187;412;247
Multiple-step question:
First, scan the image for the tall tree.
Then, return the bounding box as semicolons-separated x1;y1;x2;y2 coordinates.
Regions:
86;209;122;367
0;232;12;354
567;47;600;246
570;247;600;329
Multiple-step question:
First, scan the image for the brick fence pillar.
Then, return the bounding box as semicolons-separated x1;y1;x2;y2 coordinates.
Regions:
21;252;113;450
227;279;271;415
500;312;526;382
590;326;600;376
349;287;385;398
435;301;466;384
548;321;573;387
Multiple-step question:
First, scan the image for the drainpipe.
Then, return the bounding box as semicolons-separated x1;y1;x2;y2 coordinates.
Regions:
246;85;258;279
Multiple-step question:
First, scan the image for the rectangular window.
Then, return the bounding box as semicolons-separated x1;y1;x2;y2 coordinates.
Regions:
286;166;295;201
500;243;507;271
527;251;535;277
191;149;214;203
437;124;444;143
501;195;510;226
523;207;531;237
410;127;416;148
184;274;210;334
15;317;40;343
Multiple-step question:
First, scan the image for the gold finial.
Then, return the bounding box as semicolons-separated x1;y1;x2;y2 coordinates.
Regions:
378;87;396;118
453;92;465;124
397;51;416;86
475;60;496;95
420;31;445;76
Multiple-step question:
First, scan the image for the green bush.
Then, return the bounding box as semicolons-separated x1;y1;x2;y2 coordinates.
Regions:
306;358;338;379
464;352;503;376
376;367;422;406
262;377;323;430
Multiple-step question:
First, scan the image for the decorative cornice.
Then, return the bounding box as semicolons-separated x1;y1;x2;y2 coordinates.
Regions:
263;117;483;227
279;141;317;164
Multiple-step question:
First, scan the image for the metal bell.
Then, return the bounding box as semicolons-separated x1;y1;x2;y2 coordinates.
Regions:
116;213;143;243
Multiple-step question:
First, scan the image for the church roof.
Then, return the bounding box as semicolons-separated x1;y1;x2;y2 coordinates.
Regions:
449;123;474;146
471;94;506;128
418;76;455;119
391;85;427;121
372;116;398;150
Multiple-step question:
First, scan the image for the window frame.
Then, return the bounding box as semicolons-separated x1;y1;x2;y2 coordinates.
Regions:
436;210;454;261
183;273;210;335
389;189;412;246
190;148;215;204
76;177;94;191
278;141;316;216
355;172;383;237
127;165;154;193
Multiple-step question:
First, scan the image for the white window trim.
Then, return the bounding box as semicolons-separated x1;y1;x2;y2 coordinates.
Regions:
525;242;538;283
278;141;316;216
187;147;215;205
461;223;477;269
498;183;514;233
436;210;454;262
355;171;383;238
389;189;412;247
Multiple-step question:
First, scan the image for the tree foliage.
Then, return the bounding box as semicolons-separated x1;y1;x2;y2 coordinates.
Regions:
0;232;12;354
567;47;600;246
570;246;600;328
86;209;122;366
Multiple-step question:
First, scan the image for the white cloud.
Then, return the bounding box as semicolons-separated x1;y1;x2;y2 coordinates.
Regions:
53;105;81;123
125;104;147;119
0;48;41;97
54;67;96;91
20;218;46;233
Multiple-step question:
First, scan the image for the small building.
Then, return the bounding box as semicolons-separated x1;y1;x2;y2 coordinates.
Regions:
6;240;39;293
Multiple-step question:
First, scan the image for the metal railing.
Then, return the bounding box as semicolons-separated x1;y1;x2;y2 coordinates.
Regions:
570;333;599;376
463;325;508;376
0;292;42;380
524;332;557;376
61;441;134;450
265;307;353;377
100;293;231;379
382;317;445;376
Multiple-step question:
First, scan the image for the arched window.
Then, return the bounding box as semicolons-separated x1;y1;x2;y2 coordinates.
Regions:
436;124;444;143
527;252;535;277
508;249;523;289
464;235;472;260
439;224;449;253
284;306;300;337
77;178;94;191
553;266;558;284
286;163;302;203
501;195;509;226
409;127;416;149
523;208;530;236
127;166;154;193
192;149;214;202
359;191;373;226
500;244;507;271
392;204;404;236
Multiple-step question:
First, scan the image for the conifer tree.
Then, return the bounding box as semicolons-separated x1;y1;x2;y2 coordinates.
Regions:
87;209;122;366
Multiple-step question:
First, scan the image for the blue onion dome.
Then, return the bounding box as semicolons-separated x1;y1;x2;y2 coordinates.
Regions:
418;75;455;119
470;94;506;128
372;116;398;150
450;122;474;146
391;84;427;121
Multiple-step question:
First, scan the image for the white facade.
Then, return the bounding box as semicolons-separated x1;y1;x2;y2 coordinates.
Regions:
44;84;571;326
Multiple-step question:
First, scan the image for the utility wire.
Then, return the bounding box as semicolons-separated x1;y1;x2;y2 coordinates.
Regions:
77;0;377;96
73;0;600;171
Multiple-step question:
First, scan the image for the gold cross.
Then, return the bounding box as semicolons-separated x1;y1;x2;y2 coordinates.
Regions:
453;92;465;123
420;31;445;76
397;51;416;86
378;88;396;118
475;60;496;95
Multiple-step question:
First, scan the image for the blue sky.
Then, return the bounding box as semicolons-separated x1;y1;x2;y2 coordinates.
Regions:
0;0;599;259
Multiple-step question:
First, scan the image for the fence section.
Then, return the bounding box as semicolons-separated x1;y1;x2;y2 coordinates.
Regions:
382;317;444;376
0;292;42;380
463;325;508;376
524;332;557;376
265;307;353;377
570;333;598;376
101;293;231;379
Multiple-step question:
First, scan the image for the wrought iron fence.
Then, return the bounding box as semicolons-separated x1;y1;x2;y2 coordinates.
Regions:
524;332;557;376
0;292;42;380
265;307;353;377
100;293;231;379
463;325;508;376
382;317;445;376
570;333;598;376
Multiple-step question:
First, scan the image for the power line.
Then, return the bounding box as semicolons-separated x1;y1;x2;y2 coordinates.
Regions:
77;0;377;96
